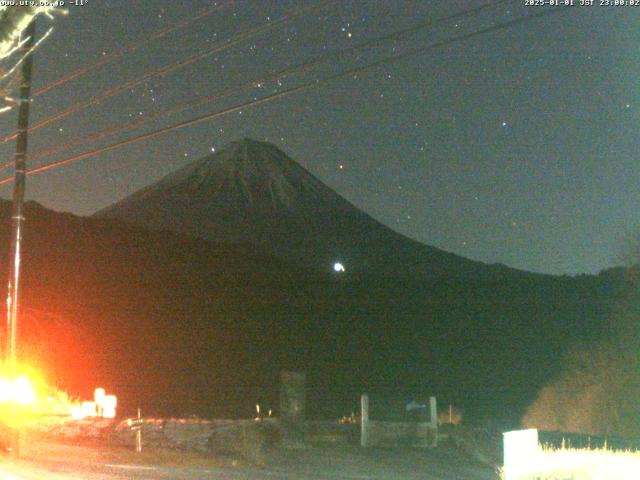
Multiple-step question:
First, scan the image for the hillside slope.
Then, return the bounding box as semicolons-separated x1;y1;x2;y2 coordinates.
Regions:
95;138;499;277
0;201;618;423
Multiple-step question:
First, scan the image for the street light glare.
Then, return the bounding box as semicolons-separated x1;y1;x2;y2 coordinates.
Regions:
0;375;36;405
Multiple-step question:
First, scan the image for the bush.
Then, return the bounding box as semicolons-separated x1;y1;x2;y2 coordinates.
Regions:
522;342;640;436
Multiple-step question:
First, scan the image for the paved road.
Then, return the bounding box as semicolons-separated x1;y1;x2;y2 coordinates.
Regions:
0;464;494;480
0;445;499;480
0;462;249;480
1;463;375;480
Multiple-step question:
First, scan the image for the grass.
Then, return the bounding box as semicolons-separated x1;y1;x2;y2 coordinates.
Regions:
500;444;640;480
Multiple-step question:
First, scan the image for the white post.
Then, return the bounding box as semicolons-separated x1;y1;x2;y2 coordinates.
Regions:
136;408;142;453
360;394;369;448
503;429;539;480
429;396;437;447
429;396;437;424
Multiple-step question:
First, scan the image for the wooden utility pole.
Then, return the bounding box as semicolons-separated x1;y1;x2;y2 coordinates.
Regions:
6;19;36;369
4;19;36;458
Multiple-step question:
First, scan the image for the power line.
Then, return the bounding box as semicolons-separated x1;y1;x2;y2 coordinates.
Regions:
341;0;508;51
26;0;508;164
0;1;334;174
0;1;332;147
33;1;234;98
0;5;571;187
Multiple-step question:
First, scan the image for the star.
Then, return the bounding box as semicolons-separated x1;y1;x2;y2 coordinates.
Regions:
17;0;630;278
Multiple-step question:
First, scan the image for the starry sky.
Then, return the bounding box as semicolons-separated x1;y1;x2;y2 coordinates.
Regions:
0;0;638;276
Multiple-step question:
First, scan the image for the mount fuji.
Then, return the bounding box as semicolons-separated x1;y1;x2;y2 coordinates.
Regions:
96;138;500;277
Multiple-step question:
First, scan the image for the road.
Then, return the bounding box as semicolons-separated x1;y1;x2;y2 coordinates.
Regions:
0;462;313;480
0;445;499;480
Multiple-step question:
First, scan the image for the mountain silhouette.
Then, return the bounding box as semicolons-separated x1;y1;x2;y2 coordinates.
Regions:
0;141;618;424
96;138;493;276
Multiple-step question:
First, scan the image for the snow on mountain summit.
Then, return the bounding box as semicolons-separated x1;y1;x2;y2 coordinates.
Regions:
95;138;483;276
115;138;343;213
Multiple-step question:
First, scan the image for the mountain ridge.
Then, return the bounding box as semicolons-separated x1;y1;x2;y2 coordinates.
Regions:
95;138;519;277
0;197;617;422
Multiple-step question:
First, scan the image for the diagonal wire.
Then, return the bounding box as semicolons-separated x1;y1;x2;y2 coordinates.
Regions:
0;5;572;186
0;1;331;148
26;0;509;164
33;1;235;98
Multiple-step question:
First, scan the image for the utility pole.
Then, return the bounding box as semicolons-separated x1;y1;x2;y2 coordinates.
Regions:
4;18;36;458
5;19;36;373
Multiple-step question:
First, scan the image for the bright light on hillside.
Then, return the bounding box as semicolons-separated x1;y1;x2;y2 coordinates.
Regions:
334;262;345;272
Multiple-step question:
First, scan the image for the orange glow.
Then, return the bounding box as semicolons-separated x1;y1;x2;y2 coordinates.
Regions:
0;362;118;424
94;388;105;403
67;388;118;420
69;405;84;420
0;365;44;428
0;375;37;405
81;400;97;417
102;394;117;418
0;379;12;402
13;376;36;405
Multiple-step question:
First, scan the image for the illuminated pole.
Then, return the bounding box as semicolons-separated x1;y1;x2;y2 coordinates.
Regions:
6;19;36;369
136;408;142;453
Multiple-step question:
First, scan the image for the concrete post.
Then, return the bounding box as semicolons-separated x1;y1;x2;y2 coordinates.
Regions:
429;396;437;425
429;396;438;447
360;394;369;448
503;429;539;480
280;371;306;448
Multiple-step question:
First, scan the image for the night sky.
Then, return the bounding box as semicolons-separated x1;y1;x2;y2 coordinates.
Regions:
0;0;638;276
